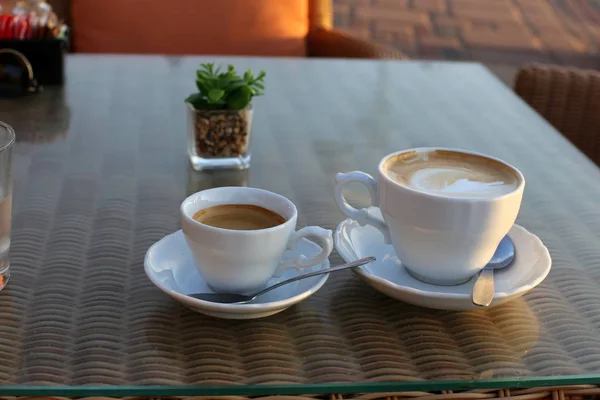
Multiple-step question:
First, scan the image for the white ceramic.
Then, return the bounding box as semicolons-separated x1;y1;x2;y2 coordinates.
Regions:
145;230;330;319
334;147;525;286
334;208;551;310
181;187;334;294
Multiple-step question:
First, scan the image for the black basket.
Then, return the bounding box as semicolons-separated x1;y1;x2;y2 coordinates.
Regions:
0;38;66;85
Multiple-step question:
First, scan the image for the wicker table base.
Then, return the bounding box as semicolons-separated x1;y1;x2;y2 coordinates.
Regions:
3;386;600;400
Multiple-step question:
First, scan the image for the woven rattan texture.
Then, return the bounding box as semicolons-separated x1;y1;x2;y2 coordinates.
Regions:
1;57;600;390
514;64;600;167
1;386;600;400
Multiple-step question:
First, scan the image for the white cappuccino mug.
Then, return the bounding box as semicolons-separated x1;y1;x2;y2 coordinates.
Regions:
334;148;525;286
181;187;334;294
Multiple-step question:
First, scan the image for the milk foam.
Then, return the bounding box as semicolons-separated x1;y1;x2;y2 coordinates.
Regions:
408;167;513;198
384;151;520;199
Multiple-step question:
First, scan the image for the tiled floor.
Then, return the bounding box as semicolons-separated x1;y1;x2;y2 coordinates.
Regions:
334;0;600;85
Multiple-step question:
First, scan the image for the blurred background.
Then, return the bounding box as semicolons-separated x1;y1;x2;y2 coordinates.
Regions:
333;0;600;85
1;0;598;89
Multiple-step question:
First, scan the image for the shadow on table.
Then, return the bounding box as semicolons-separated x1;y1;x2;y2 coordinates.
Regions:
139;299;312;385
139;265;540;385
329;275;540;381
186;166;249;197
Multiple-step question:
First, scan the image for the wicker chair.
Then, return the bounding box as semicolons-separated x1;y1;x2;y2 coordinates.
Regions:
514;64;600;165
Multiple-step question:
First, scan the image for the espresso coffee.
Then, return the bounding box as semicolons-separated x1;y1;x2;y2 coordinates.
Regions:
193;204;286;230
383;150;520;198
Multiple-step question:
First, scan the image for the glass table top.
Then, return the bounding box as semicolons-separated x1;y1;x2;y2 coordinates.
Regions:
0;56;599;396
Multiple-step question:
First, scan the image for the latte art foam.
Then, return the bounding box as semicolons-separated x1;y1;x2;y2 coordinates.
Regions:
408;167;514;197
384;150;520;199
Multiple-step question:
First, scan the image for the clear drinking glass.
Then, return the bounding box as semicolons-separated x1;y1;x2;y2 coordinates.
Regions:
0;123;14;291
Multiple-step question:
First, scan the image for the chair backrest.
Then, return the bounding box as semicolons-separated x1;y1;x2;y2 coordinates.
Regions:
514;65;600;166
71;0;327;56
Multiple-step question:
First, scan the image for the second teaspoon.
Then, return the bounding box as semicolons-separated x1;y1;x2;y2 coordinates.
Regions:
472;236;516;307
189;256;376;304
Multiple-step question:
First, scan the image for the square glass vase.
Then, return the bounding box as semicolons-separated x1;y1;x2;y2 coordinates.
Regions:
186;103;253;171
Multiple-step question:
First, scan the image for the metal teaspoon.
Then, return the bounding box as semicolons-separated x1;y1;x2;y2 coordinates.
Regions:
189;257;376;304
472;236;516;307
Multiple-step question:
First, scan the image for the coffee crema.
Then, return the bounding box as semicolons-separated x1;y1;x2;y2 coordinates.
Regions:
193;204;286;230
383;150;520;198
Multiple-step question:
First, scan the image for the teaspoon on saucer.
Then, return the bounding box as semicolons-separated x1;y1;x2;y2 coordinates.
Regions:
189;256;376;304
472;236;516;307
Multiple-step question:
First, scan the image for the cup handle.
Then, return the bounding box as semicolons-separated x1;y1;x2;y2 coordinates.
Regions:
334;171;391;244
275;226;334;275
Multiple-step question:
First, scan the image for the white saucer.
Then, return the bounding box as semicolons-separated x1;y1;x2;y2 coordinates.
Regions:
334;207;552;310
145;230;330;319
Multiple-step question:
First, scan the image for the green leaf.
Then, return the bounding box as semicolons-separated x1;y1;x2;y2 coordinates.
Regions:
226;86;253;110
200;63;213;75
195;79;210;96
185;92;200;102
226;79;247;91
190;63;265;109
196;71;208;79
185;92;207;109
218;74;240;85
186;93;225;110
208;88;225;103
243;68;253;83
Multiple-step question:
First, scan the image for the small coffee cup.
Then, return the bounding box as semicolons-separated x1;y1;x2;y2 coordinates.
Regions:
181;187;334;294
334;148;524;286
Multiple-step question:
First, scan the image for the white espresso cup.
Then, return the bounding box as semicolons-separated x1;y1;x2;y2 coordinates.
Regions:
181;187;334;294
334;148;525;286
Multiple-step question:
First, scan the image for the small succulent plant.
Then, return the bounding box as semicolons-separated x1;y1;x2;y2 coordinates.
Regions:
185;63;266;110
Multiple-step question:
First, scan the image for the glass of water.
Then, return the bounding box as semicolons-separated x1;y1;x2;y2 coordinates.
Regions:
0;122;14;290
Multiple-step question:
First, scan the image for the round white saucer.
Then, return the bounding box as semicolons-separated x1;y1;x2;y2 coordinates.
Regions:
334;207;552;310
144;230;330;319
